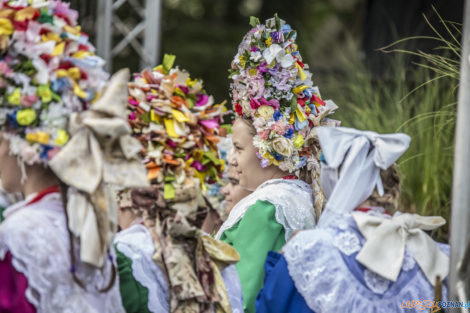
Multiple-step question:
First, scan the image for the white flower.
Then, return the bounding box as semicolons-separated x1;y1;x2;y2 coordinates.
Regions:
271;137;294;157
250;51;262;62
262;44;283;64
277;53;294;68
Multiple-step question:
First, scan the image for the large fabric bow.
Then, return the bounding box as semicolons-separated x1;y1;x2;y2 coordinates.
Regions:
49;69;148;267
317;127;410;226
353;212;449;285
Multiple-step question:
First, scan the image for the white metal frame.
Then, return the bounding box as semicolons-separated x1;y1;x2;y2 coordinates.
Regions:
96;0;161;72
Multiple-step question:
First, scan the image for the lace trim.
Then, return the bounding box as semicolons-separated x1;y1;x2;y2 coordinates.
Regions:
0;194;125;313
216;179;316;240
333;231;360;256
114;225;169;313
283;224;448;313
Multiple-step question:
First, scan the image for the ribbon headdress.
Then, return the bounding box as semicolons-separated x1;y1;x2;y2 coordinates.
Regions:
125;55;240;313
317;126;448;286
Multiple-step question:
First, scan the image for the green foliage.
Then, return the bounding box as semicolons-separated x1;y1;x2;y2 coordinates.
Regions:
326;53;456;241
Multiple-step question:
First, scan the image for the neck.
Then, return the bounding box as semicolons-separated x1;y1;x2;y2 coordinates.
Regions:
22;164;59;197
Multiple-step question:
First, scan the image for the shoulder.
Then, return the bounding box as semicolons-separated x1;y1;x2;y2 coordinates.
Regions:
0;196;66;257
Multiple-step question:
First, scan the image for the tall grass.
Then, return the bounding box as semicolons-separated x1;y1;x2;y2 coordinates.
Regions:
322;35;458;241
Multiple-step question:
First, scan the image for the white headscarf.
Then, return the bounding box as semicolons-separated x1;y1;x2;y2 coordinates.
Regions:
316;127;410;227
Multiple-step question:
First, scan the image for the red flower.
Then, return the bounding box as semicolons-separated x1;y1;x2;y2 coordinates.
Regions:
234;102;243;116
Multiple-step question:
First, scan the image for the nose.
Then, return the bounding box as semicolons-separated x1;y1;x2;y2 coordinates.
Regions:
229;155;238;167
221;184;230;196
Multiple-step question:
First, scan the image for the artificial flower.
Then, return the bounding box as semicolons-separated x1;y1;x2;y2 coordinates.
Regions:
272;137;294;157
16;108;36;126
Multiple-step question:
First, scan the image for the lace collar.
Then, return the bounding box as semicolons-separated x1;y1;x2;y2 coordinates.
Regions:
216;178;315;240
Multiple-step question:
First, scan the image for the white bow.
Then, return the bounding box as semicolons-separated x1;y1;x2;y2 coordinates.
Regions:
49;69;148;267
317;127;410;227
353;212;449;285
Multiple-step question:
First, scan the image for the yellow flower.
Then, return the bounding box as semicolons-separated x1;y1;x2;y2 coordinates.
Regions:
265;36;272;47
294;134;304;149
17;109;36;126
8;88;21;105
239;55;246;69
257;105;274;119
262;152;278;166
26;131;50;144
54;129;69;146
248;68;258;76
37;85;53;103
193;149;204;161
186;77;197;87
0;18;13;36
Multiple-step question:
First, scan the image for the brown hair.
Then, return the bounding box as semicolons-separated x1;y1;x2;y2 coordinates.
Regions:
367;165;401;213
239;116;257;136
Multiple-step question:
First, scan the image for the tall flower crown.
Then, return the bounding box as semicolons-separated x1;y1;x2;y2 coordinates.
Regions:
127;54;226;199
229;15;338;173
0;0;109;165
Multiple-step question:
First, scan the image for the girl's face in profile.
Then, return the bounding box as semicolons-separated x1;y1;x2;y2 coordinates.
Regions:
221;166;252;214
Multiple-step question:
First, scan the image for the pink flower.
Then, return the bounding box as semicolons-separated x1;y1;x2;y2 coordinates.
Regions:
260;97;280;110
21;95;38;107
271;121;287;135
250;98;261;109
259;129;270;140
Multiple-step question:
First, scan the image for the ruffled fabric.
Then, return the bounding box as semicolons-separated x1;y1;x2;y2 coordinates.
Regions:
282;213;449;313
216;178;315;241
0;193;125;313
114;224;169;313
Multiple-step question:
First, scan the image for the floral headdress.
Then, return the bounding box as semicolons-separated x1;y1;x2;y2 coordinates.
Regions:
229;15;338;173
0;0;109;167
0;0;148;270
127;54;226;199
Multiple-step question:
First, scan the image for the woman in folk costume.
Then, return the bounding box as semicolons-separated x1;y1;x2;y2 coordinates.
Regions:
0;1;148;312
256;127;450;313
214;15;338;313
115;54;243;313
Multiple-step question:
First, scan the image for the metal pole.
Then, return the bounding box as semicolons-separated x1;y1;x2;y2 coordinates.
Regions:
96;0;114;72
142;0;161;69
449;0;470;310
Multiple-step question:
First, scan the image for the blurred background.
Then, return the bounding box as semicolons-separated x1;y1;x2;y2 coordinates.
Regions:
69;0;464;240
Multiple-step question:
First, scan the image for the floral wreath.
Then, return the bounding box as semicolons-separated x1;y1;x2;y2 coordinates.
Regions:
229;14;338;173
0;0;109;166
127;54;226;199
